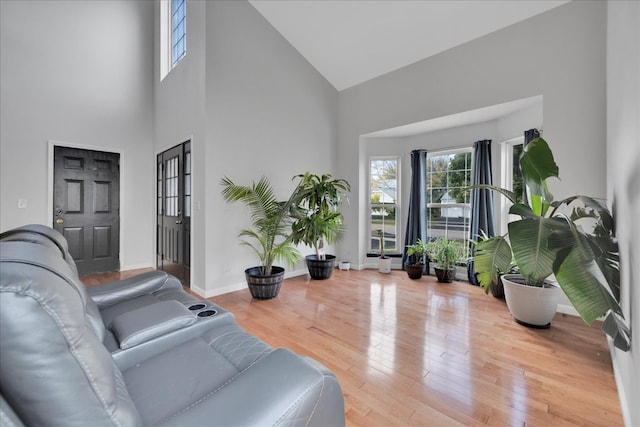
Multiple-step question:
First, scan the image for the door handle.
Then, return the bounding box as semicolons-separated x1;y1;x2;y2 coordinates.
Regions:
54;208;64;224
176;211;183;225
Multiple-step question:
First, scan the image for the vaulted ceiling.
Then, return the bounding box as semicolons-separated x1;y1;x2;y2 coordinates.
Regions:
249;0;570;91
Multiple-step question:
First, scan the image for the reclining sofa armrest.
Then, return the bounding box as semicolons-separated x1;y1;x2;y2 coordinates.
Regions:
87;270;182;308
111;300;197;349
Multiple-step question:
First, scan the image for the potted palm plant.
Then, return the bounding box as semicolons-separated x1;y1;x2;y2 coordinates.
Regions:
426;237;463;283
405;239;428;279
220;176;301;299
290;173;350;280
472;138;629;350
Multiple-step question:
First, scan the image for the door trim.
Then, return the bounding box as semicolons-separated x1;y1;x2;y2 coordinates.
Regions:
47;140;123;270
155;135;195;287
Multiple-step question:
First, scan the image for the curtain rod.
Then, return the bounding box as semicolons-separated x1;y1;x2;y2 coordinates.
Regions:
407;143;474;156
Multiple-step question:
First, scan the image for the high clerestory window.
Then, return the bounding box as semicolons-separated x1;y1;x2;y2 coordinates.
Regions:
160;0;186;80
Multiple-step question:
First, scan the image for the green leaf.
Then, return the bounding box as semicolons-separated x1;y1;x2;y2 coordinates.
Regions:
221;176;301;272
508;203;537;219
290;173;350;252
584;234;620;301
603;312;631;351
508;217;565;285
519;138;558;210
473;236;512;293
469;184;519;205
553;225;623;324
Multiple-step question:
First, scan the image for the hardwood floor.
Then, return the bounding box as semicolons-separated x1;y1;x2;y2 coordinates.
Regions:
82;269;623;426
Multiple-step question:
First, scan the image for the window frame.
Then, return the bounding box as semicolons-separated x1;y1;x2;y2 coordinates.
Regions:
425;147;473;261
499;136;525;235
160;0;186;80
368;156;401;255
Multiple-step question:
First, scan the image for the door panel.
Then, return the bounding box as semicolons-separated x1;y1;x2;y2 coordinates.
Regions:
53;147;120;275
157;141;191;286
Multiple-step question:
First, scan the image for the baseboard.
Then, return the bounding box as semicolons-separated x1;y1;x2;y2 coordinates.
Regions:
608;337;632;427
120;263;154;271
556;303;580;317
193;267;310;299
199;281;245;299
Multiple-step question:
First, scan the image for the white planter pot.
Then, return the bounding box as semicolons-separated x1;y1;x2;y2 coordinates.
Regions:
339;261;350;271
501;274;561;328
378;257;392;274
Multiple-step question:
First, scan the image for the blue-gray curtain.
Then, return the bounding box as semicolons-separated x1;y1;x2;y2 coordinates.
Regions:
467;140;496;285
402;149;427;269
524;128;540;147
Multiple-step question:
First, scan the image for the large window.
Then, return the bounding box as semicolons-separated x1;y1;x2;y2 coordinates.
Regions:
370;158;400;254
160;0;186;80
426;149;472;258
500;137;524;234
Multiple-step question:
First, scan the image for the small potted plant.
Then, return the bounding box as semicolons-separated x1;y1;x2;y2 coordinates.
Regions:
290;173;350;280
471;138;629;350
220;176;301;300
375;230;392;273
405;239;428;280
426;237;463;283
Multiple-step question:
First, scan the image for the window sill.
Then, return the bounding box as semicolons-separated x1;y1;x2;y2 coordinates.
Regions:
367;253;402;258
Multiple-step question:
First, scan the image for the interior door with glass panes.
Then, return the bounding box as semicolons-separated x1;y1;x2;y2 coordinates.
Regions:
157;141;191;286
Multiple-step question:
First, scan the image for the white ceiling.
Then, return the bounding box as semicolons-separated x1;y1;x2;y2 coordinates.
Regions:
249;0;570;91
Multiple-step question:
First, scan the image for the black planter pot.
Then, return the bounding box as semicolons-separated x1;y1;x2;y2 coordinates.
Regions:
489;275;505;299
305;255;337;280
244;266;285;300
434;267;456;283
405;263;424;280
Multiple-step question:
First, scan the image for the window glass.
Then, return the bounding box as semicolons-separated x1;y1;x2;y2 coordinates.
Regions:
165;157;179;217
426;150;472;260
171;0;186;66
184;152;191;217
499;138;525;234
512;143;524;204
370;158;399;254
157;160;163;215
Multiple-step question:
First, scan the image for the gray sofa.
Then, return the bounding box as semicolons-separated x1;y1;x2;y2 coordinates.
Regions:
0;225;345;426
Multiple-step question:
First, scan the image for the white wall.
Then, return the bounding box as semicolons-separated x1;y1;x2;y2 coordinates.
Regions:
337;1;606;270
203;1;338;296
153;1;339;297
0;0;155;270
607;2;640;426
153;0;207;291
359;102;542;270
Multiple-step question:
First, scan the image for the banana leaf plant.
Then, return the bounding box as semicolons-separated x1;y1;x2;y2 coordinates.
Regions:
221;176;302;276
472;137;630;351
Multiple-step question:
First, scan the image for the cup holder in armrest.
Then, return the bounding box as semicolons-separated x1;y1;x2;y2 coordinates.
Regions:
197;309;217;318
184;301;228;321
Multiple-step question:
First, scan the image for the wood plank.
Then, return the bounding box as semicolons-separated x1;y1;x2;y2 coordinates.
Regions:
82;268;623;426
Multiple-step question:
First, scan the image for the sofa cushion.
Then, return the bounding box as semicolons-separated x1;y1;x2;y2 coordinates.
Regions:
0;242;141;426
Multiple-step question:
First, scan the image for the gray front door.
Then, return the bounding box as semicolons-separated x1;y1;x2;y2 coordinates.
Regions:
53;146;120;275
157;141;191;286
